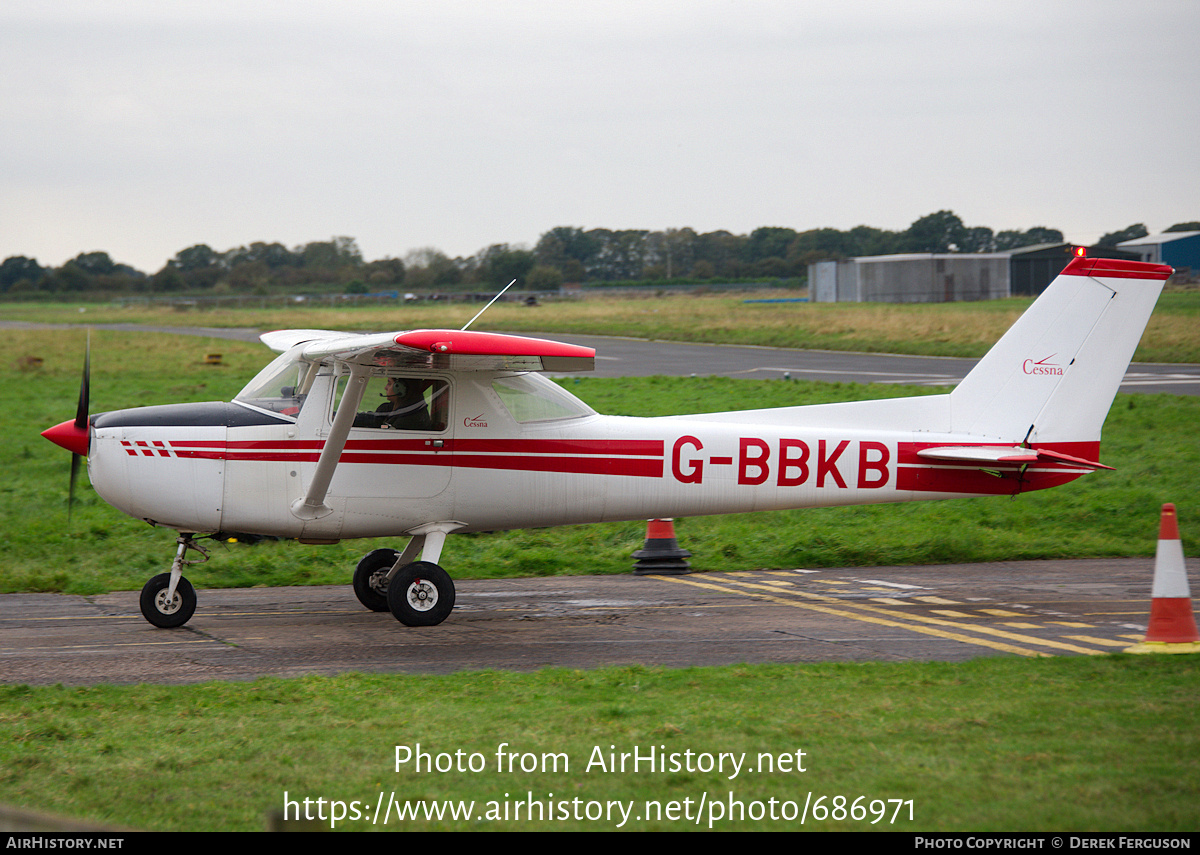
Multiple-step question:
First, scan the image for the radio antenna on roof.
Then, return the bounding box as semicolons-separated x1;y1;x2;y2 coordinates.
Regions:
461;279;517;331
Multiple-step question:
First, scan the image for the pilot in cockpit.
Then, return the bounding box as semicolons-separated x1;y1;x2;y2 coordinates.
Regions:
355;376;448;431
374;377;432;431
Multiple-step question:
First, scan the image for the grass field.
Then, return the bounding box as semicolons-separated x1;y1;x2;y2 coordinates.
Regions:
5;288;1200;361
2;322;1198;833
1;657;1197;832
1;329;1196;597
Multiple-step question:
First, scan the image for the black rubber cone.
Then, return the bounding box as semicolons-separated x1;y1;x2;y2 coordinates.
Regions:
632;518;692;575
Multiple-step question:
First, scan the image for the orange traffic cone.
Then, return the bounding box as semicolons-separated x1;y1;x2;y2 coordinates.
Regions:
632;518;691;576
1127;504;1200;654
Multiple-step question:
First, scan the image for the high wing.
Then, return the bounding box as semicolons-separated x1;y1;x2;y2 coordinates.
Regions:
260;328;595;372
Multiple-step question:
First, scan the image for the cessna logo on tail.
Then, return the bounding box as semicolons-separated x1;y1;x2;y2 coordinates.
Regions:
1023;355;1063;376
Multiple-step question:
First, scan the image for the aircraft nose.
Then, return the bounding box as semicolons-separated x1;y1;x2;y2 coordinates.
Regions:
42;419;90;456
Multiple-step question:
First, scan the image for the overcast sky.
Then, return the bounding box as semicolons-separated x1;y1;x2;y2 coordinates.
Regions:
2;0;1197;273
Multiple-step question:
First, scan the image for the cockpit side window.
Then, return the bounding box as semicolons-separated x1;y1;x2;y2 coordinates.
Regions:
491;373;595;423
333;374;450;431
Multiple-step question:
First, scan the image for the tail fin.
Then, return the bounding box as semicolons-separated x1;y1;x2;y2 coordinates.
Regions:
950;256;1171;444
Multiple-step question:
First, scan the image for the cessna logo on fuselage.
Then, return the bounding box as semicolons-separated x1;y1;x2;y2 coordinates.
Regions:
463;413;488;428
1023;355;1063;376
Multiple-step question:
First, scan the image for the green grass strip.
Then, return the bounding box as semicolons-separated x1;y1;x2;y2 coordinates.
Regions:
1;657;1196;831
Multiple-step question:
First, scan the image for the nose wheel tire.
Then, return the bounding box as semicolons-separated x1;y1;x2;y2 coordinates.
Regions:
353;548;401;612
139;573;197;628
387;561;455;627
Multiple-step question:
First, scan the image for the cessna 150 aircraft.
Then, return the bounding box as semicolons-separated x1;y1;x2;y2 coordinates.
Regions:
42;254;1172;629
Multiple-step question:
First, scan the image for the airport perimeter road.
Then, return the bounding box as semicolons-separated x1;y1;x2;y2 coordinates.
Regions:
1;558;1184;686
543;333;1200;396
5;322;1197;394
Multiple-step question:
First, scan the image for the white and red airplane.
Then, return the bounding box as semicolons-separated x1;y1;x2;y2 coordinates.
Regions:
42;254;1172;629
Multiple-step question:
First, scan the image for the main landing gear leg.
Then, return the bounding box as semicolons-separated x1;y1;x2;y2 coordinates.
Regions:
353;525;460;627
353;535;424;612
139;533;206;628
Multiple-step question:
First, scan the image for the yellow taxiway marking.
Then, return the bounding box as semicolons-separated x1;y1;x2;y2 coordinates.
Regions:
1063;635;1129;647
931;610;976;618
664;577;1047;657
3;639;228;652
1079;610;1149;617
666;575;1110;657
913;596;960;604
979;609;1024;617
0;609;357;623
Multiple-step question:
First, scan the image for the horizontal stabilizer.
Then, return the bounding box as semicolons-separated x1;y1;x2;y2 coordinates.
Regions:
917;446;1113;470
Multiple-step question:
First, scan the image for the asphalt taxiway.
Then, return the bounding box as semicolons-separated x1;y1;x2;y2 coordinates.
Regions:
3;321;1199;394
2;558;1185;685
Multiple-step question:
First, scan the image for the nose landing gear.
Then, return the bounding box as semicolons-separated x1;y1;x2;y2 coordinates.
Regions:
139;533;207;628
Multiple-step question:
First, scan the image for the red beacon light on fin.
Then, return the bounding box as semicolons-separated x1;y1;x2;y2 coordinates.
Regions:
1073;246;1087;258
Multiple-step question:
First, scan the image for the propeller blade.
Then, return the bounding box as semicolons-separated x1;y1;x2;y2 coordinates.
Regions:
74;333;90;430
39;335;95;522
70;334;90;522
69;452;81;522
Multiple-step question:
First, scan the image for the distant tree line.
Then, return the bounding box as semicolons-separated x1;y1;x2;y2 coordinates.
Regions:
4;216;1197;296
0;237;386;296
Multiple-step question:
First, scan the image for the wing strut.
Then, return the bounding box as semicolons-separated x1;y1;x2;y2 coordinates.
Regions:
291;363;371;520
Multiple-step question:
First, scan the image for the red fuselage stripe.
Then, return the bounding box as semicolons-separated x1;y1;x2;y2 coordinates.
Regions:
118;438;1099;494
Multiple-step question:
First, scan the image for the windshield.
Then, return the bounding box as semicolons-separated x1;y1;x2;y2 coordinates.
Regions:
491;373;595;423
234;349;311;417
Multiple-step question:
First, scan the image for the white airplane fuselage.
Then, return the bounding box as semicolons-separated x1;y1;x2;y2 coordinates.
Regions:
88;376;1100;542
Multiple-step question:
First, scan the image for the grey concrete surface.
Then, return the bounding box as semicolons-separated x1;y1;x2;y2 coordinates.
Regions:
3;558;1184;685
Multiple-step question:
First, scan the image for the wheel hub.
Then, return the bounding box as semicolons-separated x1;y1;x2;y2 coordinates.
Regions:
154;590;182;615
407;579;437;611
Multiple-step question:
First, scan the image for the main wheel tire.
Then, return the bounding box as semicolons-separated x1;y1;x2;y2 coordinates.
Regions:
387;561;455;627
353;548;400;612
139;573;197;629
